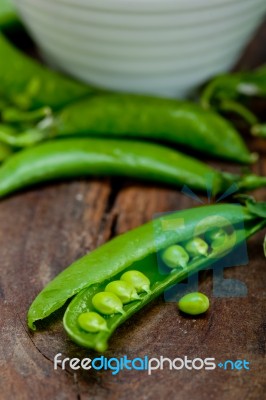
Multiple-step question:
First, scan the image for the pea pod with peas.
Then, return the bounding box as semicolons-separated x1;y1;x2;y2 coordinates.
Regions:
28;198;266;352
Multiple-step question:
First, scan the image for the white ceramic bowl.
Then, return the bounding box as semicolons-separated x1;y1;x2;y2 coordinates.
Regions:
14;0;266;97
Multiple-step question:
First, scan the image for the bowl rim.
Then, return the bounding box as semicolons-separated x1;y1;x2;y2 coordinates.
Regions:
16;0;262;13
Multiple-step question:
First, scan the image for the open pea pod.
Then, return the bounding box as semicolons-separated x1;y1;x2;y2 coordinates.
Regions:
62;227;252;352
28;199;266;352
63;213;266;352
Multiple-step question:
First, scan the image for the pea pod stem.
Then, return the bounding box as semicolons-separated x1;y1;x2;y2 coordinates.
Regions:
1;106;52;124
0;138;264;198
252;124;266;138
225;173;266;192
28;199;266;331
219;100;258;126
0;125;49;147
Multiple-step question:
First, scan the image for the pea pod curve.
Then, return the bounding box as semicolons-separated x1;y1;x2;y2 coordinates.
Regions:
27;199;266;352
12;93;257;164
0;138;265;198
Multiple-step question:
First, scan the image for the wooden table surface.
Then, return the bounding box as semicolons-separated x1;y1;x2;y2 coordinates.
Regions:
1;21;266;400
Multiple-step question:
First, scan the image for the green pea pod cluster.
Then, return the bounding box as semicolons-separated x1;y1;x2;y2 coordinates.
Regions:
0;33;258;164
201;65;266;137
28;198;266;351
0;138;265;198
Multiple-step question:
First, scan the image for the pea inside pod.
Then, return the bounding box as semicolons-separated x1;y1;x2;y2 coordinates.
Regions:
105;280;140;304
205;228;229;250
120;270;150;294
78;312;108;333
161;245;190;269
92;292;125;316
183;237;209;257
178;292;210;315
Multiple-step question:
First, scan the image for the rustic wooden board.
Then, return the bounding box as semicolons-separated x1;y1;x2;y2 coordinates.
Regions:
0;21;266;400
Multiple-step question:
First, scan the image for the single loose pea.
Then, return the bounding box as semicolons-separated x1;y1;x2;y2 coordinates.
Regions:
78;312;108;333
205;228;228;249
183;237;209;257
92;292;125;315
161;245;189;269
105;280;140;304
120;270;150;294
178;292;210;315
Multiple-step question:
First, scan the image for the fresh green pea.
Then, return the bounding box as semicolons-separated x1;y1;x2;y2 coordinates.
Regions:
161;245;190;269
205;228;227;243
78;312;108;333
178;292;210;315
105;280;139;304
205;228;228;250
92;292;125;315
183;237;208;257
120;270;150;294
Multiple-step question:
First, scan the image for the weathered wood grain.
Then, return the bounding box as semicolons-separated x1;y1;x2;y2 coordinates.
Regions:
0;20;266;400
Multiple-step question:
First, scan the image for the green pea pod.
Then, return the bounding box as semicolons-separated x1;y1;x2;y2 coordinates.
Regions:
27;199;266;352
0;138;265;198
15;93;256;164
0;33;94;111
